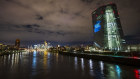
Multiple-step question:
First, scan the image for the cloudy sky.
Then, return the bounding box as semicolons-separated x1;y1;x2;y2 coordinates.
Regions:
0;0;140;45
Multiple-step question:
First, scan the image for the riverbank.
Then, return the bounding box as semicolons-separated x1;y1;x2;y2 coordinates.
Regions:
59;51;140;67
0;50;22;56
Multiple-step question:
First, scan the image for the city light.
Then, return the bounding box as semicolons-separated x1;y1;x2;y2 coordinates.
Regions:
134;69;140;79
94;20;101;33
0;2;139;79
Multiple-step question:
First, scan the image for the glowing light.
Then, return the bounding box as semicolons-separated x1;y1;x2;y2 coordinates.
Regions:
81;58;84;70
100;61;104;71
89;59;93;70
32;51;37;69
134;69;140;79
89;59;94;76
48;53;51;59
43;51;48;69
74;57;78;70
133;56;138;59
94;20;101;32
115;65;121;78
100;61;104;74
105;6;122;51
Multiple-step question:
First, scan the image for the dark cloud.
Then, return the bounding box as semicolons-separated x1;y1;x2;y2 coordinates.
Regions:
73;12;87;18
56;24;61;27
56;32;65;36
74;12;81;16
59;8;69;14
15;24;40;29
36;15;43;20
4;0;30;9
81;0;94;3
23;25;33;29
0;0;140;45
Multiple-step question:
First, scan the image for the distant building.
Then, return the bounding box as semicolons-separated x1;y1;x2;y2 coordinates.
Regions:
92;3;125;51
0;44;16;50
44;41;48;49
0;43;3;50
126;44;140;52
32;41;52;51
15;39;20;49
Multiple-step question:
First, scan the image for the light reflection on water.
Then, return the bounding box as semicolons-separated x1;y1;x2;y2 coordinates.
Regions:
116;65;121;78
100;61;104;74
89;59;93;70
0;51;139;79
81;58;84;71
134;69;140;79
89;59;94;76
32;51;37;69
43;51;47;69
74;57;78;70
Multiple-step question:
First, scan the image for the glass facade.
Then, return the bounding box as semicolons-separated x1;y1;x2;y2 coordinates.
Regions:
92;3;124;51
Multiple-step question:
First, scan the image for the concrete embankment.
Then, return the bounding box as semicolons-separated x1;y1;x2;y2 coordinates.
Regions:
59;51;140;67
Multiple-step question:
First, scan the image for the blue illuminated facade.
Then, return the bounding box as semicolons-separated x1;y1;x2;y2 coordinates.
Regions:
92;3;124;51
94;21;101;33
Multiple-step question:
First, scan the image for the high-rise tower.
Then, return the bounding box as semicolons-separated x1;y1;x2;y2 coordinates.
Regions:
92;3;124;51
15;39;20;49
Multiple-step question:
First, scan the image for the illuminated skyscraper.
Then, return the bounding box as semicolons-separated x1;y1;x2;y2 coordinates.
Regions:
15;39;20;49
92;3;124;51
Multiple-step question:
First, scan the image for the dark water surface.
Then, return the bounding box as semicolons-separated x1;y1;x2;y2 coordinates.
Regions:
0;51;140;79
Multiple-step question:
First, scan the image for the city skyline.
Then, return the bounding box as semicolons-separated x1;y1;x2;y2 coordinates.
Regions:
0;0;140;45
0;1;140;78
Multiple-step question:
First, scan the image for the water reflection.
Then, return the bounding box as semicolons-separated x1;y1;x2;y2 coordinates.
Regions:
89;59;94;76
104;64;123;79
0;51;139;79
56;53;58;62
115;65;121;78
74;57;78;70
47;52;51;69
32;51;37;69
89;59;93;70
81;58;84;71
43;51;47;69
134;69;140;79
100;61;104;74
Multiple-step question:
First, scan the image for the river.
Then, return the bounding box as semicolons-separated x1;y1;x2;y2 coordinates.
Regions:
0;51;139;79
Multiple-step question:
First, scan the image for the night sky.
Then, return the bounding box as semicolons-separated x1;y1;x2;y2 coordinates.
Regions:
0;0;140;46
